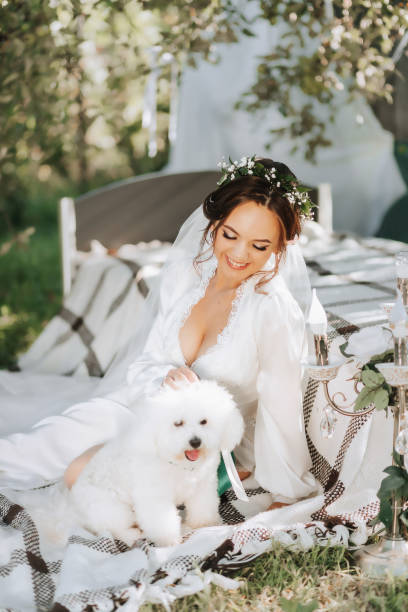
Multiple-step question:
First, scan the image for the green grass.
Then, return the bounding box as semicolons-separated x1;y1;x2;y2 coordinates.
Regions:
0;189;62;369
3;176;408;611
141;543;408;611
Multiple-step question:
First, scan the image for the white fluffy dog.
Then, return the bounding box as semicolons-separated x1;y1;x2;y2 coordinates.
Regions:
68;379;244;547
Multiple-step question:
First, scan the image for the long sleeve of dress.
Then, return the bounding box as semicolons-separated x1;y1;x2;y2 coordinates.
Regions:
254;289;318;502
126;263;182;400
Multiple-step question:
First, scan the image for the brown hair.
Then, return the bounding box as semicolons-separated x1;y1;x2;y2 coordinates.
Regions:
195;158;302;293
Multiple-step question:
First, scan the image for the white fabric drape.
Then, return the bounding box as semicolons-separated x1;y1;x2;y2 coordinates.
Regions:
166;6;405;236
0;254;318;502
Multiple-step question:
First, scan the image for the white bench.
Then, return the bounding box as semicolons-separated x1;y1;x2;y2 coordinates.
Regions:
59;170;332;296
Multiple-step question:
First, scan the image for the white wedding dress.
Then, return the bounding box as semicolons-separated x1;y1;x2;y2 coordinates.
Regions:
0;253;319;502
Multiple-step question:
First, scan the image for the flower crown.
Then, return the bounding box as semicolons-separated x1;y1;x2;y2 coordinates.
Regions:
216;155;315;221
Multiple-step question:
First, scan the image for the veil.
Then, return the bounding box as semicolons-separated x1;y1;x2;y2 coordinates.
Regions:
95;203;312;500
96;203;312;396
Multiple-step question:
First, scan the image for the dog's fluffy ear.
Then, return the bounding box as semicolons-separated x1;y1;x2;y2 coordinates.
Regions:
220;407;244;452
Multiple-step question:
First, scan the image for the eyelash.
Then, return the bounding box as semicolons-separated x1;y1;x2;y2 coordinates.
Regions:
222;231;268;251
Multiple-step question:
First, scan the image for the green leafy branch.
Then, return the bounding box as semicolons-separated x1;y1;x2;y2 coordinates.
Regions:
338;342;405;532
239;1;408;162
372;452;408;532
337;343;394;413
353;349;394;413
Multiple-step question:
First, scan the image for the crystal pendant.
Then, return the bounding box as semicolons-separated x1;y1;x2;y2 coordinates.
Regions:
400;413;408;430
320;406;337;439
395;428;408;455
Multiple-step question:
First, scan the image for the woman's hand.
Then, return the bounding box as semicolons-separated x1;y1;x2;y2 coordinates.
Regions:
162;366;199;390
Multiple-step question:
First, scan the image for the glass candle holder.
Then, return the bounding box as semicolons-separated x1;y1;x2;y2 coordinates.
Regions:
396;251;408;307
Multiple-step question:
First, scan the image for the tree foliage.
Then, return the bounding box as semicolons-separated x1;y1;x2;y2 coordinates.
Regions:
239;0;408;161
1;0;407;244
0;0;246;236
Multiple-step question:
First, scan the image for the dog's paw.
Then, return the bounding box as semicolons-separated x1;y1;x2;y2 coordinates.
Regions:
185;512;221;530
143;526;181;547
112;526;142;547
153;531;182;548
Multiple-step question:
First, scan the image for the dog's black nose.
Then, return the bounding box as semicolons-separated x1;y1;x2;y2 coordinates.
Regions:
189;436;201;449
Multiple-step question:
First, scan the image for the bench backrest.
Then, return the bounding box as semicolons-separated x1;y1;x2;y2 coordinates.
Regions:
59;170;330;295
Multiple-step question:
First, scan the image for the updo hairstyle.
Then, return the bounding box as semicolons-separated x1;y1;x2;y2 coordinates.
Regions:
195;158;302;293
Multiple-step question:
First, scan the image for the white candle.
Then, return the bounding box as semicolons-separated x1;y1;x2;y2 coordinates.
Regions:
396;251;408;279
391;292;407;330
390;291;408;365
308;289;329;366
308;289;328;335
397;264;408;279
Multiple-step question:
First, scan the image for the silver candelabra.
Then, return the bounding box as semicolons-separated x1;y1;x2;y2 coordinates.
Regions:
306;251;408;577
306;360;408;577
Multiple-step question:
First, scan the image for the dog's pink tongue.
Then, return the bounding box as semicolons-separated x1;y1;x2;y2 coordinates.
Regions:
185;449;200;461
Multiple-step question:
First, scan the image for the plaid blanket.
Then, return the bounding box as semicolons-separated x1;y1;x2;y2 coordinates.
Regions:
18;240;172;378
0;228;405;611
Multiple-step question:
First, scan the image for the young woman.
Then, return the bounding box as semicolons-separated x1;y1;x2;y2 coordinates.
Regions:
0;157;318;506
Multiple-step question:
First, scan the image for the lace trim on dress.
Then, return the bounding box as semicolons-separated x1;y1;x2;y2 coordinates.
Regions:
216;280;247;347
178;256;218;331
178;256;251;365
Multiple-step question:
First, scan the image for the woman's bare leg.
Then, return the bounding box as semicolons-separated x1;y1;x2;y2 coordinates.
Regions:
238;470;251;481
237;470;289;510
64;444;103;489
267;502;290;511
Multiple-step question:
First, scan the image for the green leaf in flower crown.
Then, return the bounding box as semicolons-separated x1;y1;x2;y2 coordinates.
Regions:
361;369;385;389
373;388;389;411
354;386;377;412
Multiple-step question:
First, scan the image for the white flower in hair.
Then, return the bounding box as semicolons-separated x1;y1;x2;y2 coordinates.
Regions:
216;154;315;220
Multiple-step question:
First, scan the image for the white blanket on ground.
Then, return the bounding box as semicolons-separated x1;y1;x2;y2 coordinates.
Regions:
0;226;406;611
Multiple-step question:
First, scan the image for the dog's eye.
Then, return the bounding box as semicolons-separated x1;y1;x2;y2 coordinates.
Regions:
200;419;207;425
174;420;184;427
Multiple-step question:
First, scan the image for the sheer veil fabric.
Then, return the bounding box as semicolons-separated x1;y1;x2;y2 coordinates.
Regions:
98;204;312;396
0;202;317;502
96;204;315;502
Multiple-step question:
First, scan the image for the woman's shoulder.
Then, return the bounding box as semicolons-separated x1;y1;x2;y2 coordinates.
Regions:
250;273;304;323
251;273;297;305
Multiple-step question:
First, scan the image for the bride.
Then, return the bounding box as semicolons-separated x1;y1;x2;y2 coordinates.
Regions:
0;156;319;507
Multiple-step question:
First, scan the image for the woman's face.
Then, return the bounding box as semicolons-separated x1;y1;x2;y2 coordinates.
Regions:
212;200;281;281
